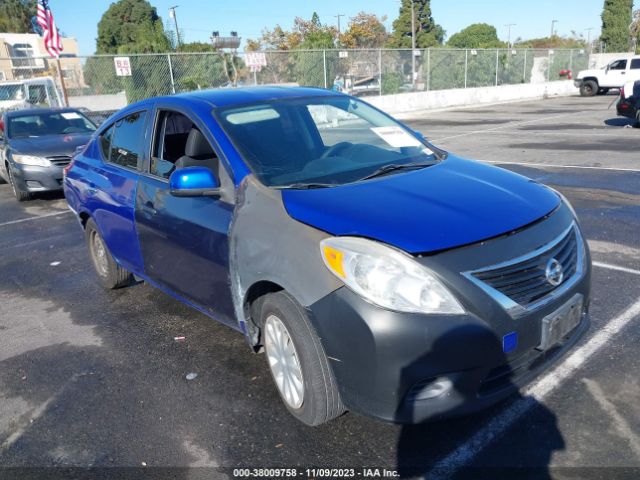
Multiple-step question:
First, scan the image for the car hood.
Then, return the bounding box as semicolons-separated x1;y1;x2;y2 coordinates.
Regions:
577;69;602;79
281;156;561;254
9;133;92;157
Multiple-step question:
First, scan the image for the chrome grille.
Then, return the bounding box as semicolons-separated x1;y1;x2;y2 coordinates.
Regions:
464;224;584;314
47;155;72;167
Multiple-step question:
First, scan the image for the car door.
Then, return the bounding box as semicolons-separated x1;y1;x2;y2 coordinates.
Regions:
603;59;629;87
86;110;150;274
134;103;236;324
629;58;640;82
0;115;7;181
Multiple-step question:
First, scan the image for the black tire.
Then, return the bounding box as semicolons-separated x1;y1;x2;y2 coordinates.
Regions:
7;167;30;202
85;218;133;289
260;291;345;426
580;80;598;97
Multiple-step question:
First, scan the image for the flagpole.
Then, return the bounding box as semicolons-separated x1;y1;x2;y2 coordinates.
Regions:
55;57;69;107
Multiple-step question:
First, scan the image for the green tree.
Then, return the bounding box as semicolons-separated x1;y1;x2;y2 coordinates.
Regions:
447;23;506;48
292;13;337;87
600;0;633;52
96;0;170;54
387;0;444;48
0;0;35;33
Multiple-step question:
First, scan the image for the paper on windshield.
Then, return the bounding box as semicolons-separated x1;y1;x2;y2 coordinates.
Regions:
61;112;82;120
371;126;422;148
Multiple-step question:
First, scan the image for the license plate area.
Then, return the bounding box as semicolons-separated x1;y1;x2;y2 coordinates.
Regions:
538;294;583;351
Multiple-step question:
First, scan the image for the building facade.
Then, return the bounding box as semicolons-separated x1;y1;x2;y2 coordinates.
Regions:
0;33;85;90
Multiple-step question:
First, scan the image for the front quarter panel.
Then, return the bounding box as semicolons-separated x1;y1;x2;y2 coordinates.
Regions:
229;176;343;339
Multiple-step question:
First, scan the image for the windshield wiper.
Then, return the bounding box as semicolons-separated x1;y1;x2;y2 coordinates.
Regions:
279;183;335;190
359;161;437;181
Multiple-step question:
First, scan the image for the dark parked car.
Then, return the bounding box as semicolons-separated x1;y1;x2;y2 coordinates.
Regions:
616;80;640;125
65;87;591;426
0;108;96;201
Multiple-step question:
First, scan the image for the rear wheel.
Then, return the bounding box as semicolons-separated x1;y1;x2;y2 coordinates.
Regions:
261;291;345;426
580;80;598;97
85;218;133;289
8;167;30;202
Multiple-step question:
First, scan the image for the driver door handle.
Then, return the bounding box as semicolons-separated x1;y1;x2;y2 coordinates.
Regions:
141;202;157;216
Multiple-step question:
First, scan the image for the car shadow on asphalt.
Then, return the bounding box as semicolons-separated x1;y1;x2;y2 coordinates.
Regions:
604;118;637;128
395;326;565;479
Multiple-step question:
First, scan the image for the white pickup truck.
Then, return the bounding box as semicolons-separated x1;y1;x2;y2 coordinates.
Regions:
0;77;64;111
575;55;640;97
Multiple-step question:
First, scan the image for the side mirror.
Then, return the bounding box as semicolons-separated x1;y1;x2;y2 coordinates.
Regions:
169;167;220;197
413;129;427;142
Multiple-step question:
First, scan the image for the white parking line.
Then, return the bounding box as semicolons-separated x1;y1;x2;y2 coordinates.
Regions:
431;111;589;142
0;210;72;227
429;298;640;477
593;261;640;276
482;160;640;173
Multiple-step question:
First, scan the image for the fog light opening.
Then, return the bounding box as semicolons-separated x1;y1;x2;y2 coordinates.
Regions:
409;377;454;401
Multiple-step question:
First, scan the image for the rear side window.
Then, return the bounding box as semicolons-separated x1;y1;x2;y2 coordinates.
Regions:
631;59;640;69
99;125;114;161
109;111;147;170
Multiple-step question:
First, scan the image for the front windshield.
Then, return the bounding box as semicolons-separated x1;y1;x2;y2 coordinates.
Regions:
215;96;443;187
0;85;25;102
8;111;96;139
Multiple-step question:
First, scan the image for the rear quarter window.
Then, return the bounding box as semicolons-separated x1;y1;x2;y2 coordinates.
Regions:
631;59;640;70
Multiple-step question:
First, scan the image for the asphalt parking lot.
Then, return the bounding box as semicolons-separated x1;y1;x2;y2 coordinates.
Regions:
1;93;639;479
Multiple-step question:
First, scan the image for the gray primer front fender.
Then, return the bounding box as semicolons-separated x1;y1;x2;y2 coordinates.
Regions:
229;176;343;345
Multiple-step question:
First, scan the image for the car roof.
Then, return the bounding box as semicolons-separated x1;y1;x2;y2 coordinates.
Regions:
5;107;83;118
124;86;343;112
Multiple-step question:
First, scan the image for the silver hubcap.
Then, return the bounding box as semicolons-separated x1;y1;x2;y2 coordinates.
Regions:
265;314;304;409
91;231;109;277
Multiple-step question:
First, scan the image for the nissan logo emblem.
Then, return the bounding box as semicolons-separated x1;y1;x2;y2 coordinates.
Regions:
545;258;564;287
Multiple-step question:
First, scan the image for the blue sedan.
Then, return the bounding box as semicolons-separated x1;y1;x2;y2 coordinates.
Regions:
64;87;591;426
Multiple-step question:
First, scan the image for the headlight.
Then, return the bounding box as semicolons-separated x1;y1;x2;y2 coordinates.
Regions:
13;154;51;167
320;237;464;315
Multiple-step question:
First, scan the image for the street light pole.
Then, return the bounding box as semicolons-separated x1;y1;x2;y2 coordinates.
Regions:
169;5;181;47
505;23;516;48
410;0;416;90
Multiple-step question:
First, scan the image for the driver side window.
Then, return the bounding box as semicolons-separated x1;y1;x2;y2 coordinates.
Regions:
150;110;218;180
610;60;627;71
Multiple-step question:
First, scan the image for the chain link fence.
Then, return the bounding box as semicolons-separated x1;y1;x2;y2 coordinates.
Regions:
1;48;589;114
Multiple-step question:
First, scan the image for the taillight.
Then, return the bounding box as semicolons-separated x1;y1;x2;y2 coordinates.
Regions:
620;86;625;98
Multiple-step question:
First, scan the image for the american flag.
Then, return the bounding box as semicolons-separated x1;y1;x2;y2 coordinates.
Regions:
36;0;63;58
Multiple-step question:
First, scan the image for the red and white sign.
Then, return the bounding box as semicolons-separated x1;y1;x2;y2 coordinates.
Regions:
114;57;132;76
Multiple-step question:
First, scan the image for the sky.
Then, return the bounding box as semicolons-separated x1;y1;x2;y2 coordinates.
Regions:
50;0;640;56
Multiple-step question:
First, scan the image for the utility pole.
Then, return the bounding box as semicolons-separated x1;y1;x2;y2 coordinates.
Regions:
550;19;558;40
334;14;345;36
585;27;594;53
505;23;516;48
334;13;345;45
169;5;181;47
410;0;416;90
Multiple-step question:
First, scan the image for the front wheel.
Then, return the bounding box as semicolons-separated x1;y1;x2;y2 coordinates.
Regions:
85;218;133;289
261;291;345;426
580;80;598;97
8;167;30;202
